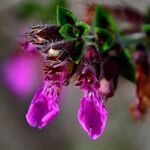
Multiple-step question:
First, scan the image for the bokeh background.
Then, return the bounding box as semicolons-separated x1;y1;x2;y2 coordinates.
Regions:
0;0;150;150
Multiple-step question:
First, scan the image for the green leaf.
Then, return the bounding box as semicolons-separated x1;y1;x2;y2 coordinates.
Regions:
71;40;86;64
76;22;91;36
59;24;80;40
95;27;114;52
141;24;150;36
94;5;117;32
57;6;78;26
120;49;136;82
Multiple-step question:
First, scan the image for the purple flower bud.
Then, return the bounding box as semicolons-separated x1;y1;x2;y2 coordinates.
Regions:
78;91;108;140
26;82;59;129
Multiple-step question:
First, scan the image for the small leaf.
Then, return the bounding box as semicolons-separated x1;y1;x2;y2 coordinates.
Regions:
76;22;91;36
95;27;114;52
94;5;117;32
57;6;78;26
59;24;80;40
120;49;136;82
71;39;86;64
141;24;150;36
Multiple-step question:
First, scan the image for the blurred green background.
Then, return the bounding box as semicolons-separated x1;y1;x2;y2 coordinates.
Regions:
0;0;150;150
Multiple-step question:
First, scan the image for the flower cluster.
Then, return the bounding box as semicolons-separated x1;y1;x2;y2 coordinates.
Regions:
25;5;150;140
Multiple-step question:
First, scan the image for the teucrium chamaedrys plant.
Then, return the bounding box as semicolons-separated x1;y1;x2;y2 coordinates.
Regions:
25;4;150;140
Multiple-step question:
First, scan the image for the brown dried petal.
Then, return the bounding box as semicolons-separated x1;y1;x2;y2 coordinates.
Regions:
130;64;150;121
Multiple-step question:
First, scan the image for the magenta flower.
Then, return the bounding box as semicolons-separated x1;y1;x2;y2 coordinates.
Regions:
26;81;60;128
78;91;108;140
76;66;108;140
26;63;67;128
1;49;43;98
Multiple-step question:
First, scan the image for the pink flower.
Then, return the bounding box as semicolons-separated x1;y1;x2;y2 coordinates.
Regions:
26;81;59;128
78;91;108;140
1;50;43;98
26;63;68;128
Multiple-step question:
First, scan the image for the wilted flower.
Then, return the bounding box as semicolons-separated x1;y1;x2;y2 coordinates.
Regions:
130;44;150;120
